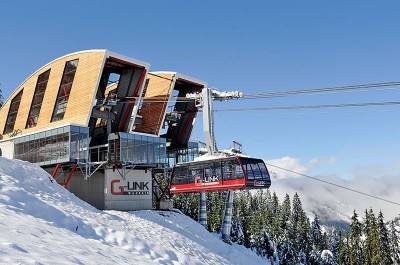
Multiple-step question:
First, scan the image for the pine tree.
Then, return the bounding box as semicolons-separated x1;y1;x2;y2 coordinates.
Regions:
173;193;199;220
231;192;244;245
207;191;224;232
311;214;323;251
377;211;391;265
234;190;256;248
336;231;350;265
389;220;400;264
291;193;311;264
279;194;291;234
363;208;382;265
329;229;340;258
349;210;363;265
230;215;244;244
270;192;281;241
298;213;312;264
271;192;280;218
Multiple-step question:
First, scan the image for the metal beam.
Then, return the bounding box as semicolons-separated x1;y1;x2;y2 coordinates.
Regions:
91;109;116;120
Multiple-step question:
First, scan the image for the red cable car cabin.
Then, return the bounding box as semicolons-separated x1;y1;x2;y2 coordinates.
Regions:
170;156;271;193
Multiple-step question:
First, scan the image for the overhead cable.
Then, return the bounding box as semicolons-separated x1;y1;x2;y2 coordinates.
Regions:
215;101;400;112
265;163;400;206
243;81;400;99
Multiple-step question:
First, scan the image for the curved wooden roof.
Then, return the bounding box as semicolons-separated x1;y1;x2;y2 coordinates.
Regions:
0;50;150;140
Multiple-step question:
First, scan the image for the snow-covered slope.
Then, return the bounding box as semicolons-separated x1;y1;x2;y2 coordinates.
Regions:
0;157;267;265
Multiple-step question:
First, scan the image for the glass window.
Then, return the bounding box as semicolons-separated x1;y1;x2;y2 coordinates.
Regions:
171;166;189;185
4;89;23;134
128;137;135;162
13;125;88;165
205;162;222;181
26;70;51;128
51;59;79;122
222;160;236;180
189;165;204;184
120;136;128;161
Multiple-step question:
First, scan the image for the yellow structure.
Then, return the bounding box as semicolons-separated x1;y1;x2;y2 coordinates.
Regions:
0;50;149;141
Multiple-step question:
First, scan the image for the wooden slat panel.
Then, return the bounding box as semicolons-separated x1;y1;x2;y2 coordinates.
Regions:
134;73;175;135
0;51;105;140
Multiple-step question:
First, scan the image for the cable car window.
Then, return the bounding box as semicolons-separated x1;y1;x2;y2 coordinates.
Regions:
235;163;244;180
205;162;222;182
189;165;204;184
222;160;235;180
245;163;254;180
250;162;263;180
258;162;269;179
171;166;188;185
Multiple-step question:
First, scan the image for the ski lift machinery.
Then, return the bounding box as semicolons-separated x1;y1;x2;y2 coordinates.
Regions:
168;87;271;242
169;88;271;193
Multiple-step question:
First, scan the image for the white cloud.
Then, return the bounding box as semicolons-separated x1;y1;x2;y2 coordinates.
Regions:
265;156;400;221
266;156;308;179
308;157;336;168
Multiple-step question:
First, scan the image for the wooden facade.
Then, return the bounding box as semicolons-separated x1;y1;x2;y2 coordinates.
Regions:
134;72;175;135
135;72;207;150
0;50;150;141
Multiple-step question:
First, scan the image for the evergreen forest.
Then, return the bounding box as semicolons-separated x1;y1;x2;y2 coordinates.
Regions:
173;190;400;264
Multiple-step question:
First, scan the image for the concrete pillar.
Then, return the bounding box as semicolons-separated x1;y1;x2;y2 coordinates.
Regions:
221;191;234;243
199;192;207;228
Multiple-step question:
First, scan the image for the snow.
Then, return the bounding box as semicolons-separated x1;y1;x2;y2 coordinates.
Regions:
321;250;333;259
0;157;268;265
193;151;249;162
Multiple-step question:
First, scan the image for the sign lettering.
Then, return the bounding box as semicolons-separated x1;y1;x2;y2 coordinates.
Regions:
194;175;220;186
111;179;150;195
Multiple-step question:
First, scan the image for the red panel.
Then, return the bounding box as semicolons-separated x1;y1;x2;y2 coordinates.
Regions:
170;179;246;194
51;163;61;179
118;69;147;131
177;104;197;144
62;164;77;188
108;56;146;69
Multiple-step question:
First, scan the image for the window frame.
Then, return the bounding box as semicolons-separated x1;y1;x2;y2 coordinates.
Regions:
3;89;24;134
26;69;51;128
51;59;79;122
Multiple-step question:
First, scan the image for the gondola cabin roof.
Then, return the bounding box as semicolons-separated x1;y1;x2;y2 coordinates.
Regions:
170;156;271;193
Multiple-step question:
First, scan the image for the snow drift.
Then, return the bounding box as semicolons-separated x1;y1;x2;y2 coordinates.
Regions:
0;157;267;265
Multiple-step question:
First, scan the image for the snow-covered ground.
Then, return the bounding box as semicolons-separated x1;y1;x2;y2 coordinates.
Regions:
0;157;267;265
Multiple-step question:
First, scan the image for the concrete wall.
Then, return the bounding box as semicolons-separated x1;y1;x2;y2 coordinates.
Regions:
104;168;152;211
0;139;14;158
43;166;153;211
43;167;105;210
67;171;105;210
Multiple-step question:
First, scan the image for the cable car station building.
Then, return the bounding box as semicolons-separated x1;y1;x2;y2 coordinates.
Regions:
0;50;205;210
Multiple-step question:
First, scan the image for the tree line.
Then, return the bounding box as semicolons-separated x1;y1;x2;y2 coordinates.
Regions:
173;190;400;264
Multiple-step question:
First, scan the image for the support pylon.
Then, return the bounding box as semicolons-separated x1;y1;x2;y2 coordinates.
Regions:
221;191;234;243
199;192;207;228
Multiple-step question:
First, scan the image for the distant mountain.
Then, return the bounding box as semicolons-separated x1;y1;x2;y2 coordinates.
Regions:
266;157;400;228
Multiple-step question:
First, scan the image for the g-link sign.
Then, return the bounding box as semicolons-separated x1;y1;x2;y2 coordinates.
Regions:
111;180;150;195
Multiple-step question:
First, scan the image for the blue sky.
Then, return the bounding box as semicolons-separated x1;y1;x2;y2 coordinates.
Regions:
1;1;400;180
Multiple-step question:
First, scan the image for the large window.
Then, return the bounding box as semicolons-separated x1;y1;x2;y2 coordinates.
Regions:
109;132;167;165
14;125;89;165
51;59;79;122
26;69;51;128
3;89;24;134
